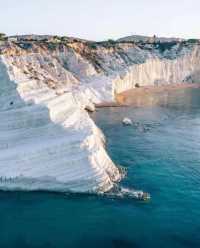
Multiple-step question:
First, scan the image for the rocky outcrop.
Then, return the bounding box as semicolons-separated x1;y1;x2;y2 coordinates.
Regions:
114;45;200;93
0;35;199;193
0;55;121;192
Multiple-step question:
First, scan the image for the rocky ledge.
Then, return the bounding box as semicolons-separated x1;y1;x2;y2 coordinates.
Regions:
0;34;199;193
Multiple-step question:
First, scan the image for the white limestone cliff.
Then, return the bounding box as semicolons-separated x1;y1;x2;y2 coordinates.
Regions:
114;45;200;93
0;36;200;193
0;56;121;193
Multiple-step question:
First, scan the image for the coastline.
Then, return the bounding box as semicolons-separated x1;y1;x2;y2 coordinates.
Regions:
1;34;200;194
0;56;122;193
115;83;200;106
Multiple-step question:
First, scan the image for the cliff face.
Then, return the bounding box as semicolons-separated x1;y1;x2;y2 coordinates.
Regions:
0;56;121;193
114;45;200;93
0;36;199;193
1;37;200;98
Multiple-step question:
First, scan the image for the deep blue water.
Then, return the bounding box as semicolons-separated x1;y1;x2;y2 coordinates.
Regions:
1;88;200;248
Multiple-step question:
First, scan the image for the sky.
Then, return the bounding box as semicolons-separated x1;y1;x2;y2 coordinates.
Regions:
0;0;199;41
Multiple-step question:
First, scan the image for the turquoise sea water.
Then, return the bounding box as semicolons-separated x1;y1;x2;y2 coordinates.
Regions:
1;88;200;248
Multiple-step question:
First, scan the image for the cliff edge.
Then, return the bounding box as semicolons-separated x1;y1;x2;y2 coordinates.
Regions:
0;35;199;192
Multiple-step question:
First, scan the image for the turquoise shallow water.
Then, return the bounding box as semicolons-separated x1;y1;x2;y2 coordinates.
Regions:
1;88;200;248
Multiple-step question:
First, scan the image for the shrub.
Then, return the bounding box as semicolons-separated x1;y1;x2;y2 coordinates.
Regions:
61;36;67;41
0;33;6;41
97;39;116;48
107;39;116;44
88;43;97;49
17;42;32;50
155;41;177;52
187;39;199;44
47;42;57;50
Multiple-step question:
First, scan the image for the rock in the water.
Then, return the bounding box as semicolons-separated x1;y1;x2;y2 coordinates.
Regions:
122;118;133;126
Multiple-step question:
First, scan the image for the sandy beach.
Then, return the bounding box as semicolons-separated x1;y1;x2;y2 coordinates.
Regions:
114;83;200;107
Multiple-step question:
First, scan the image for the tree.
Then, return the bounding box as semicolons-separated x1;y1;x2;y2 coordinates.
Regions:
187;39;199;44
107;39;116;44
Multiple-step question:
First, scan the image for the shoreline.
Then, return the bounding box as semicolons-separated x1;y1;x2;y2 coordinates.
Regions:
95;102;128;108
96;83;200;107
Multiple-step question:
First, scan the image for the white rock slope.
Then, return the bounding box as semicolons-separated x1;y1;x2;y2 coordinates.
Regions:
0;56;121;193
0;36;200;193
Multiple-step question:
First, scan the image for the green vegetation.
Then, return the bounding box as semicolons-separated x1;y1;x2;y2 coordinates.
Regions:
96;39;117;48
88;42;98;49
60;36;68;42
88;40;117;49
187;39;199;44
17;42;32;50
107;39;116;44
47;42;57;50
52;36;61;43
155;41;177;52
0;33;7;41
